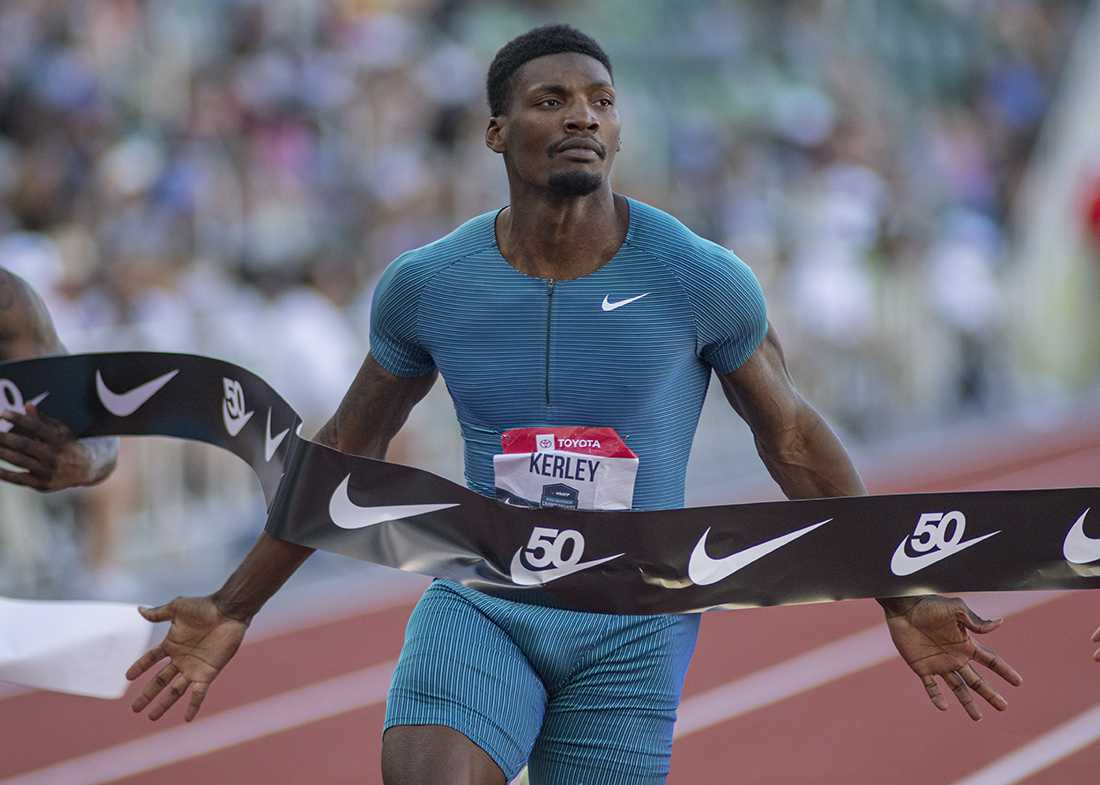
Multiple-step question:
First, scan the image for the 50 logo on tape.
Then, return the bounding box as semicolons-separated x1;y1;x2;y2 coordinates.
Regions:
0;379;47;434
509;526;623;585
890;511;1001;576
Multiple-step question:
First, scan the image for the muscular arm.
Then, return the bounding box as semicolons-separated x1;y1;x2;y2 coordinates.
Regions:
0;270;117;488
719;324;911;613
721;324;1021;719
211;355;438;622
718;324;866;500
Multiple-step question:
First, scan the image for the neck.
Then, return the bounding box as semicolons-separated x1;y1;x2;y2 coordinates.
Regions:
496;178;628;280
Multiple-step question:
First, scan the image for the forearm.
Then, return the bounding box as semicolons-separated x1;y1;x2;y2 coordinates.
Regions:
755;405;915;613
211;532;315;622
755;403;866;500
210;361;421;621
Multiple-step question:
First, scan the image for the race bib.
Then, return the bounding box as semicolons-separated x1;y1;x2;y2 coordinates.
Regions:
493;426;639;511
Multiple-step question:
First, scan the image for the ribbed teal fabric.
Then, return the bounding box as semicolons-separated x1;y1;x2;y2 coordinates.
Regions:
375;197;767;783
369;197;768;510
386;580;699;783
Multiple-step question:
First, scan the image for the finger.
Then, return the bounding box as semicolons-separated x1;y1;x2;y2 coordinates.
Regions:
2;408;61;442
138;604;173;623
1092;625;1100;643
0;432;54;468
132;663;178;713
944;670;983;721
148;672;191;721
973;641;1023;686
921;675;949;711
185;682;210;722
955;600;1002;634
0;444;50;476
126;644;167;681
0;467;47;490
959;663;1007;711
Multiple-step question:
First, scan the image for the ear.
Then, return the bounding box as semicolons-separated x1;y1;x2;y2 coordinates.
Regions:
486;116;507;154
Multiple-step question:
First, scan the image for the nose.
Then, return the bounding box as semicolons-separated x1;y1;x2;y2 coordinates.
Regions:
563;103;599;133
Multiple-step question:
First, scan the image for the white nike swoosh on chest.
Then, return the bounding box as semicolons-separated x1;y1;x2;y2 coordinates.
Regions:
889;531;1001;576
688;519;832;586
96;369;180;417
602;292;650;311
1063;508;1100;564
329;475;459;530
509;550;624;585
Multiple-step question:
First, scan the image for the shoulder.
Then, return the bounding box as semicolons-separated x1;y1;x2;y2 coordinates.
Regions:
380;211;498;286
0;269;48;329
0;268;63;359
372;211;497;315
625;197;762;298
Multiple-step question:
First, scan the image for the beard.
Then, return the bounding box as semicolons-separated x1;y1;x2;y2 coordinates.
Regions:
547;170;603;197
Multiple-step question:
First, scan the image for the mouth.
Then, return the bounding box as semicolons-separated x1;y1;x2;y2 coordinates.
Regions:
552;139;604;160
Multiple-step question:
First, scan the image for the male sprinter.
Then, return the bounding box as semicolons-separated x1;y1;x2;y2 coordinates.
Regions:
128;26;1023;785
0;268;117;490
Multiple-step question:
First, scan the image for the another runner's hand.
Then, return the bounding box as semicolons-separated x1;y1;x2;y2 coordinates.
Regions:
1092;624;1100;662
0;404;96;491
884;596;1022;721
127;596;248;722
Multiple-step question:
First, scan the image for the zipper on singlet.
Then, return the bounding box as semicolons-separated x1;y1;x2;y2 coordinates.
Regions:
544;279;555;405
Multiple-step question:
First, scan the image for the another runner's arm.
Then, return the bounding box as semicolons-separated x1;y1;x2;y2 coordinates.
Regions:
0;270;118;489
0;269;64;360
212;356;437;622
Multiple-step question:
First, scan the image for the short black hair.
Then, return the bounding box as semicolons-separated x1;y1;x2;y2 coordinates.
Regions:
486;24;612;116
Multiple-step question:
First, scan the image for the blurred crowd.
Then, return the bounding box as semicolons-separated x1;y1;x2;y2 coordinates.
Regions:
0;0;1096;593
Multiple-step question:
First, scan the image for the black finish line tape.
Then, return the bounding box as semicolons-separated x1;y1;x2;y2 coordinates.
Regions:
2;352;1099;614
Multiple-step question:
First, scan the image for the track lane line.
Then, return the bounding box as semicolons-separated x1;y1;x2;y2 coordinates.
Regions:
946;702;1100;785
2;592;1063;785
674;591;1061;738
0;659;396;785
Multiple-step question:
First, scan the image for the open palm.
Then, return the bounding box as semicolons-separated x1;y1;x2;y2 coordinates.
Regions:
886;596;1022;721
126;596;248;721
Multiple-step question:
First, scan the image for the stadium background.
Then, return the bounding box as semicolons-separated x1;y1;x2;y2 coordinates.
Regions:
2;1;1100;783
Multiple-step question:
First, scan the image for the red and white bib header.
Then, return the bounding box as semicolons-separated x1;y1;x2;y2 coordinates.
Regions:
494;426;639;511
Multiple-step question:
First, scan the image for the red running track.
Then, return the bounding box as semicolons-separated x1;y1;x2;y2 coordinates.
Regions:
1;416;1099;785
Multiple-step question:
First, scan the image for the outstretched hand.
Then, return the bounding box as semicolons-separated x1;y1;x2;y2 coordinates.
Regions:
884;596;1022;721
127;596;249;722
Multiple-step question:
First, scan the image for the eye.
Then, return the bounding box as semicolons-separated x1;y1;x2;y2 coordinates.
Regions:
538;98;561;108
596;97;614;107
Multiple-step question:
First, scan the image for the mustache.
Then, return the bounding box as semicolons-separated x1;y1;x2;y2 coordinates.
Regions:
547;137;606;158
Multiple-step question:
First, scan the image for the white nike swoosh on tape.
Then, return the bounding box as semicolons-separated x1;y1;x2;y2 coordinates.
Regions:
264;408;289;462
96;369;179;417
688;519;832;586
890;531;1001;576
223;402;254;437
0;392;49;433
509;550;624;586
601;292;650;312
1063;508;1100;564
329;475;459;530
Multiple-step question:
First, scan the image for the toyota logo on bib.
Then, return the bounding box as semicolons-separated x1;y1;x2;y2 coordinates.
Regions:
535;434;555;452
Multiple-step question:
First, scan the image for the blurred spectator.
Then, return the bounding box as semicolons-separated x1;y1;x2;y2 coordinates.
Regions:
0;0;1093;593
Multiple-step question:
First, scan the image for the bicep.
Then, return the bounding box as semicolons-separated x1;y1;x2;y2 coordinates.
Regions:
321;353;437;456
0;272;65;362
716;323;805;440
